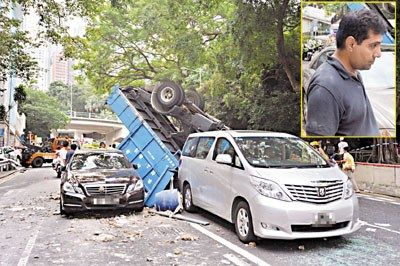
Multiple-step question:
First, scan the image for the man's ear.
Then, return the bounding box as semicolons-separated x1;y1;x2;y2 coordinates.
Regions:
345;36;356;52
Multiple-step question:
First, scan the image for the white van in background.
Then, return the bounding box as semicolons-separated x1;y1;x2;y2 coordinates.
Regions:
178;130;361;242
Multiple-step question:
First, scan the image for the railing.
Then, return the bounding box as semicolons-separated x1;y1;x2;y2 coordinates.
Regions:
66;111;119;122
0;158;22;172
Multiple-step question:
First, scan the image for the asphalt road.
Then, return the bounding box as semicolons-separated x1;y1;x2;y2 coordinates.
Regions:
1;167;399;265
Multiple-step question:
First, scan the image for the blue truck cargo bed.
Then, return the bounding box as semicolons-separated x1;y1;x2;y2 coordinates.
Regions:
107;85;180;207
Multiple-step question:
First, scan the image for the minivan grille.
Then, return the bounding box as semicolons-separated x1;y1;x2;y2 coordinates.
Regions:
285;180;343;204
84;184;126;196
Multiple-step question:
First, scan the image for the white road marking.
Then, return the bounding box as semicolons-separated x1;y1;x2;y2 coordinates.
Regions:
360;220;400;235
358;194;400;205
17;220;42;266
360;197;383;202
373;196;395;202
3;189;15;196
374;223;391;227
190;223;270;266
223;253;251;266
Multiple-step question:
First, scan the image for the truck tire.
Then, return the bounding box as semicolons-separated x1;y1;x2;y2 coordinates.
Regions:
31;157;44;168
185;89;205;110
152;81;185;108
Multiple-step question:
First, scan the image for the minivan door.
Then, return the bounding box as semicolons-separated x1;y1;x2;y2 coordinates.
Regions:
202;138;243;220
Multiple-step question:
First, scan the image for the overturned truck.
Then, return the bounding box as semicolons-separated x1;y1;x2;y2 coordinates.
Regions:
107;81;227;207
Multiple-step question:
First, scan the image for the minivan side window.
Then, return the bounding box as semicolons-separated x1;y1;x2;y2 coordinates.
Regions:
195;137;215;159
213;138;243;168
182;137;199;158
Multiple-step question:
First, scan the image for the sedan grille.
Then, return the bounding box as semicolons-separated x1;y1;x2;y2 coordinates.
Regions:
285;180;343;204
84;184;126;196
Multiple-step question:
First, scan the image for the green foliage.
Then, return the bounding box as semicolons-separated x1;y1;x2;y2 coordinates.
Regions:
47;81;88;112
13;84;27;104
20;87;69;137
65;0;301;135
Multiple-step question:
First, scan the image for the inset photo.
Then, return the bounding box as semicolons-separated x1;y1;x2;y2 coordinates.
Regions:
301;2;396;137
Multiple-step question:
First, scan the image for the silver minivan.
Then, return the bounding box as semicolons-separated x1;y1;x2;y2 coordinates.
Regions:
178;130;361;242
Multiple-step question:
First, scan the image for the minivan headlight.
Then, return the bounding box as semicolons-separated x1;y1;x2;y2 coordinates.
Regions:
344;178;354;199
250;176;291;202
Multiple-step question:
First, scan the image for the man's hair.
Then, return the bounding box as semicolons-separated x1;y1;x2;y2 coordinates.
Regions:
343;146;350;152
62;141;69;148
71;144;77;150
336;9;386;49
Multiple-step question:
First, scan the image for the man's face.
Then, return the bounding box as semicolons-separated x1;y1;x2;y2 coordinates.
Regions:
350;30;382;70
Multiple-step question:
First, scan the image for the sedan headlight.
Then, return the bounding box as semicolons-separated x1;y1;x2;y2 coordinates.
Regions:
250;176;291;202
127;179;144;192
62;181;84;194
343;178;354;199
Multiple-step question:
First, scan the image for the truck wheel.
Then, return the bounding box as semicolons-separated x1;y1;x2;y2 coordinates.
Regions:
183;183;196;213
234;201;256;243
152;81;185;108
185;89;205;110
31;157;44;168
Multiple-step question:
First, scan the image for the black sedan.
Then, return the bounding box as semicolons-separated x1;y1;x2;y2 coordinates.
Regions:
60;149;144;215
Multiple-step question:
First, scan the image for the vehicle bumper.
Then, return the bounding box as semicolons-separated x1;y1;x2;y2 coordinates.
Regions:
250;194;361;240
61;189;145;213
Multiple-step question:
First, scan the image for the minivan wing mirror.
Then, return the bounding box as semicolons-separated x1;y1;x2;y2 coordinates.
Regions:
215;154;232;165
132;163;138;170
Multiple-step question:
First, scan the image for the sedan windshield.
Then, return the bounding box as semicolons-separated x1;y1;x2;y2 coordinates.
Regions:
70;152;132;170
235;136;328;168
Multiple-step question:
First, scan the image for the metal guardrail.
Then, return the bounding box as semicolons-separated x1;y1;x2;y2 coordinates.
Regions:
65;111;119;122
0;158;22;172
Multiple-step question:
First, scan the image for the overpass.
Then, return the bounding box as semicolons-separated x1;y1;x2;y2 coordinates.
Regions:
56;112;129;146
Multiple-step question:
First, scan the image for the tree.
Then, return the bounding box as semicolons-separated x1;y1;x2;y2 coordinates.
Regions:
20;87;69;137
47;81;87;112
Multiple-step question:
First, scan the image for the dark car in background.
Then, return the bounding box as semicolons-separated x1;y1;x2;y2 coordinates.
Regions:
60;149;144;215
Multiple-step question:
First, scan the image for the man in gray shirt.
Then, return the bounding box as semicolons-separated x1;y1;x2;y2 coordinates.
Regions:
305;9;386;136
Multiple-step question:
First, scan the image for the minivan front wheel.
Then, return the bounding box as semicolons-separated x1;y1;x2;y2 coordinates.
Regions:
183;183;196;213
234;201;256;243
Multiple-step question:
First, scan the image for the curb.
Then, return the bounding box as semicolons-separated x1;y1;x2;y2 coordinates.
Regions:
0;169;19;180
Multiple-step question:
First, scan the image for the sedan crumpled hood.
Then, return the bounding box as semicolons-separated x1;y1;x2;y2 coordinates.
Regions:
70;169;138;184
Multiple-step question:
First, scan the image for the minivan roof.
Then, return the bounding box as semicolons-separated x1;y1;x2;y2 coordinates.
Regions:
187;130;296;138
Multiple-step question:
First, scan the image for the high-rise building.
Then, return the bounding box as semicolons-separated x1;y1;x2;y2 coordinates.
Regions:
0;2;26;146
51;53;75;86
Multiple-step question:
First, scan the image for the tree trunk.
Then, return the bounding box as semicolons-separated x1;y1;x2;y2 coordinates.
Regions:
275;0;300;93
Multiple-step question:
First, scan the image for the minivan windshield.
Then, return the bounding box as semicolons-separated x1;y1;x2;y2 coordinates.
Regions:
235;136;328;168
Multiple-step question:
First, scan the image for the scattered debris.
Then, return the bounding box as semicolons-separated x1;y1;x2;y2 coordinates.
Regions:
146;257;154;262
248;242;256;247
173;248;182;255
149;209;209;225
179;233;199;241
220;259;231;265
93;233;115;242
366;228;377;232
298;245;305;250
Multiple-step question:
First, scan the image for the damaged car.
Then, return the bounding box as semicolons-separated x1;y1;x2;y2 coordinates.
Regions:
60;149;144;215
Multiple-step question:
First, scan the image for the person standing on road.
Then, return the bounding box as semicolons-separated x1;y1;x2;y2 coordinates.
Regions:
305;9;386;136
340;146;359;192
338;137;348;154
58;141;69;167
66;144;78;164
